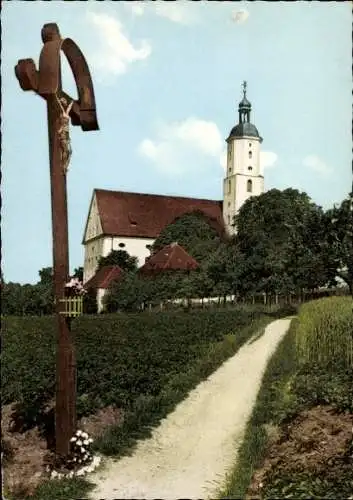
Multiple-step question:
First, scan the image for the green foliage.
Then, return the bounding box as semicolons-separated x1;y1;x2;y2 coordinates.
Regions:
38;267;53;285
83;287;98;314
262;466;353;500
205;241;245;297
73;266;84;281
295;296;353;369
152;210;221;262
1;268;55;316
104;270;201;312
325;192;353;292
235;188;335;294
2;308;274;427
97;249;138;272
104;272;146;312
20;477;94;500
2;316;56;425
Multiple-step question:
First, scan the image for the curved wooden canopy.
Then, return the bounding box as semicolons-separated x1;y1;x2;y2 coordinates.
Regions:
15;23;98;132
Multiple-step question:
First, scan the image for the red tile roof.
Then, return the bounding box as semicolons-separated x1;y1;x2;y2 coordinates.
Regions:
84;265;123;289
139;242;199;275
91;189;224;240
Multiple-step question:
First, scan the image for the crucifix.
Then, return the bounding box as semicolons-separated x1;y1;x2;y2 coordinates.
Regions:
15;23;99;458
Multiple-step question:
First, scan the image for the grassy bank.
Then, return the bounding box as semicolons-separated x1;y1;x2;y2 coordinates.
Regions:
3;306;294;500
219;318;298;499
219;296;353;499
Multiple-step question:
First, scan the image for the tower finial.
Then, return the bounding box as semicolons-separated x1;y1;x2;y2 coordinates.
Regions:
242;80;247;98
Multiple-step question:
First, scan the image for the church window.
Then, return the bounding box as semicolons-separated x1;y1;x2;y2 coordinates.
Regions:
248;166;253;171
119;243;126;248
228;201;231;207
228;215;231;225
249;151;252;159
228;180;231;194
249;142;252;147
247;179;253;193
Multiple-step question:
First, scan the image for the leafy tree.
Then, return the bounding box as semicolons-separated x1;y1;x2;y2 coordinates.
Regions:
325;193;353;293
2;282;26;316
83;287;98;314
152;211;222;262
36;267;54;314
73;267;84;281
235;188;332;295
104;272;146;312
38;267;53;285
97;250;138;273
205;242;245;298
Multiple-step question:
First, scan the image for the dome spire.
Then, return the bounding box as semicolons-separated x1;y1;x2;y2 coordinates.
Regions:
238;80;251;123
242;80;247;99
226;81;262;143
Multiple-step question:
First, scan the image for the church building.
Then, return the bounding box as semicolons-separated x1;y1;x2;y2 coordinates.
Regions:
82;83;264;284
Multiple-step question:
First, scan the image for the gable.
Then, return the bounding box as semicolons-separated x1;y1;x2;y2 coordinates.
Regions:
83;192;103;243
139;242;199;275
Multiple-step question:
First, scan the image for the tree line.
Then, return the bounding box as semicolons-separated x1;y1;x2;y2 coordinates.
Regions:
2;188;352;315
104;188;352;312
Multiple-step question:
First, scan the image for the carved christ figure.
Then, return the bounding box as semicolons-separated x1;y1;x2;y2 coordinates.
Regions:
56;96;74;174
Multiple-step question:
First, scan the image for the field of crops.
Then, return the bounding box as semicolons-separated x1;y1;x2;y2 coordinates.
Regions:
3;307;291;432
295;296;353;369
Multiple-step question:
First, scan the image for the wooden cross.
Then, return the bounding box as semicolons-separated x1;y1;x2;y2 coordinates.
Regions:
15;23;99;458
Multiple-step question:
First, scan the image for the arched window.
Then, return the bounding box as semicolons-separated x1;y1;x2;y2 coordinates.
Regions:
227;215;231;225
248;166;253;171
249;151;252;159
247;179;253;193
228;179;231;194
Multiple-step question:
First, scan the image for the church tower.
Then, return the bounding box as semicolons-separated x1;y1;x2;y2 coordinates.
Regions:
223;81;264;234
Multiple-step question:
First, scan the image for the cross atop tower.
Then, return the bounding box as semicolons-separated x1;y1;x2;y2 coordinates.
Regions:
242;80;247;97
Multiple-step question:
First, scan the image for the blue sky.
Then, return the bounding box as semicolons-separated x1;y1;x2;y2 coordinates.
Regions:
2;1;352;284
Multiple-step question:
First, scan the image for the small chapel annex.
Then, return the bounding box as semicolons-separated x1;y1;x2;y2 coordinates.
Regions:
82;83;264;284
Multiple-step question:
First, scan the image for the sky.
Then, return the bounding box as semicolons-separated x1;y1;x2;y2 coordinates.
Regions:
2;1;352;284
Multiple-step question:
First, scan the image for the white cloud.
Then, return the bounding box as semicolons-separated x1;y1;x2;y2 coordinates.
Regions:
155;1;196;25
138;118;225;176
86;12;151;79
260;151;278;170
231;9;250;24
127;2;145;16
125;0;195;25
303;155;333;177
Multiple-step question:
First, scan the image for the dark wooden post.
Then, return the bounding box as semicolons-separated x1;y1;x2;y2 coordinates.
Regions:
15;23;99;458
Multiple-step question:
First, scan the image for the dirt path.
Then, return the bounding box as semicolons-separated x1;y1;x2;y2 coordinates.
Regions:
88;318;292;500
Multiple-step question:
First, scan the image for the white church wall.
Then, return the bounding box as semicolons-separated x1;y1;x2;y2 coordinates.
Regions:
234;174;264;214
83;238;104;283
102;236;155;267
97;288;106;313
84;235;155;284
